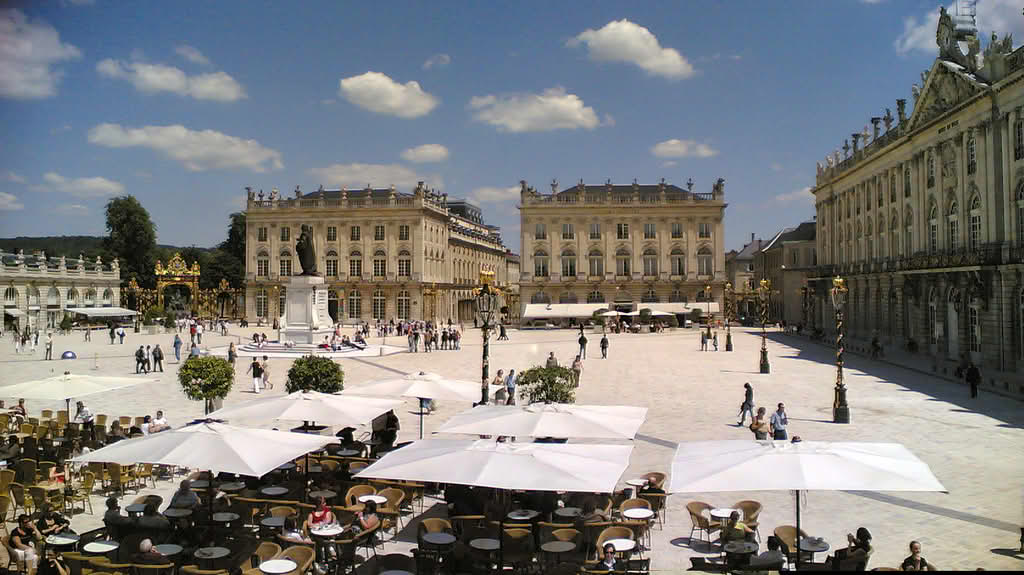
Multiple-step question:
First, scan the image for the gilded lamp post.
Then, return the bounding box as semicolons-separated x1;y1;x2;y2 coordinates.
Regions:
758;278;771;374
724;282;734;351
474;271;499;405
831;277;850;424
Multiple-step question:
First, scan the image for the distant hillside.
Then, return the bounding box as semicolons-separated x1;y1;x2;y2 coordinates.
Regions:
0;236;213;255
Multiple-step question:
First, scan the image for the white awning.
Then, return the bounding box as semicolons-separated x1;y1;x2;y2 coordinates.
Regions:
3;308;23;317
641;302;719;315
522;303;609;319
66;307;138;317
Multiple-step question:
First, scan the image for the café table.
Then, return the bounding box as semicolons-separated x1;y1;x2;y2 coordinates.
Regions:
622;508;654;521
469;538;499;552
507;509;539;521
82;540;119;555
799;537;830;563
540;540;576;565
604;538;635;555
261;516;286;530
219;481;246;492
710;507;737;529
259;559;297;575
194;546;231;569
334;449;360;457
213;512;240;524
625;478;648;488
190;480;210;489
309;490;336;500
358;494;387;505
261;486;289;497
554;507;581;519
154;544;183;556
422;532;456;547
277;462;296;471
163;508;193;519
44;533;79;552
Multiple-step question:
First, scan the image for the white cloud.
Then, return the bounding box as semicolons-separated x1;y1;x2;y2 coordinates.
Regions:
567;19;694;80
88;123;284;173
309;163;441;191
770;163;783;172
0;192;23;211
401;144;449;163
774;186;814;203
3;171;25;183
661;160;678;168
338;71;438;118
96;58;246;101
895;1;1024;55
175;44;211;66
422;53;450;70
0;9;81;99
650;138;718;158
55;203;88;215
36;172;124;198
469;186;519;204
469;87;600;133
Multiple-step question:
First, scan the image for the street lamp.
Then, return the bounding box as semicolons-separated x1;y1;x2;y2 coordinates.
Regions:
474;281;498;405
724;282;734;351
705;284;712;340
758;279;771;374
831;277;850;424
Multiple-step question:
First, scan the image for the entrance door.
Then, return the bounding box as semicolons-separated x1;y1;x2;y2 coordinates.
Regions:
947;290;960;360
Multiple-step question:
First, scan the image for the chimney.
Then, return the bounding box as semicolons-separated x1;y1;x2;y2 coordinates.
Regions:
751;232;755;244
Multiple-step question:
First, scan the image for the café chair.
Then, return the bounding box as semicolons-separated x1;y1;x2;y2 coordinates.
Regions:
278;545;315;575
8;483;33;516
773;525;811;568
133;563;175;575
500;528;535;573
732;500;762;542
638;492;667;529
686;501;720;550
251;541;280;567
181;566;229;575
68;472;95;514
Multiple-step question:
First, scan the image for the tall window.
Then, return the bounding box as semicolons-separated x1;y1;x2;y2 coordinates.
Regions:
968;301;980;353
535;223;547;240
279;287;286;318
904;207;913;256
398;251;411;277
328;290;340;321
279;251;292;276
968;196;981;250
66;289;77;305
865;220;873;261
589;223;601;239
561;223;575;240
586;289;604;303
671;249;685;276
531;292;551;304
84;289;95;306
1014;119;1023;160
877;184;883;208
697;247;713;276
615;248;631;276
928;205;938;253
372;290;386;320
837;198;843;221
616;223;629;240
866;188;872;211
643;223;656;239
373;250;387;276
374;225;385;241
257;252;269;277
258;227;268;242
838;229;844;264
927;153;935;188
255;288;268;318
904;165;911;197
889;173;896;203
280;227;290;242
1018;185;1024;246
348;291;361;320
588;249;603;276
561;250;577;277
3;286;16;305
891;215;899;258
698;222;711;238
349;251;362;277
669;289;686;303
947;201;959;251
327;226;337;242
399;225;410;241
642;248;657;276
671;222;683;238
397;290;410;320
534;251;549;277
642;289;658;303
350;226;360;241
967;137;976;175
325;251;338;277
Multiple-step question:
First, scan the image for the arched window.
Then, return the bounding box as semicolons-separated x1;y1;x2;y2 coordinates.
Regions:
66;288;77;304
84;288;96;307
102;288;113;306
890;213;899;258
855;221;862;262
531;292;551;304
372;289;386;320
3;287;16;305
889;173;897;203
588;249;603;277
348;290;362;320
256;250;269;278
903;165;911;197
328;289;340;321
373;250;387;277
559;292;578;304
968;196;982;251
397;290;410;320
279;287;286;317
398;250;411;277
947;200;960;251
670;248;685;276
641;288;658;303
967;136;976;174
47;287;58;307
349;250;363;277
615;247;631;277
325;250;339;278
642;248;658;276
255;288;268;318
928;203;938;253
926;153;935;188
534;250;549;277
968;296;980;353
586;289;604;304
697;246;713;276
561;249;577;277
27;286;39;307
279;249;292;277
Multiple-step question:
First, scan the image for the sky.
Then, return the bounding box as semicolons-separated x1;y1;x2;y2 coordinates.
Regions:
1;0;1022;253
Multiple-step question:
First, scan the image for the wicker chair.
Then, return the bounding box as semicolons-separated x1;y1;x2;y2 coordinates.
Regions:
68;472;95;514
686;501;720;551
773;525;811;567
278;545;315;575
617;498;651;518
251;541;281;566
501;528;535;573
733;500;762;542
343;484;375;509
376;487;405;536
0;495;11;531
8;483;33;515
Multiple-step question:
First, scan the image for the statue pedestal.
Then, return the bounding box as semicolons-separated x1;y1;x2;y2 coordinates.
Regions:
279;276;333;344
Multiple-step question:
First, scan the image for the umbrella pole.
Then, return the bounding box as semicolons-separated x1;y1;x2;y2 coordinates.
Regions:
795;489;801;571
419;409;423;439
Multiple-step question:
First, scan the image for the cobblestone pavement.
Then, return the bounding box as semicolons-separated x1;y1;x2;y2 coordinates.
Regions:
0;325;1021;571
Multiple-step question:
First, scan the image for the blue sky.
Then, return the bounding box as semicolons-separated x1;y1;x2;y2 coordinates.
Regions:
1;0;1021;253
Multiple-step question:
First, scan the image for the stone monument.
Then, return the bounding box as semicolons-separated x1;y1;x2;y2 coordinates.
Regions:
280;224;333;344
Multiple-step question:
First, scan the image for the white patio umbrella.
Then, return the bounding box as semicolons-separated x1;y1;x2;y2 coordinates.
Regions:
207;390;403;429
599;310;621;317
435;403;648;440
643;309;673;317
348;371;502;438
669;440;946;563
354;438;633;493
4;372;151;413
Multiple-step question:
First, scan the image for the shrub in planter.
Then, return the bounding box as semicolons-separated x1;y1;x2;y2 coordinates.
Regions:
516;365;576;404
59;313;73;334
286;355;345;394
665;314;679;328
591;310;606;327
179;355;234;414
163;314;176;330
142;307;162;326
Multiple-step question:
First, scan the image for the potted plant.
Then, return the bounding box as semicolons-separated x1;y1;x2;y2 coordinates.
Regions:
178;356;234;414
515;365;576;404
286;355;345;434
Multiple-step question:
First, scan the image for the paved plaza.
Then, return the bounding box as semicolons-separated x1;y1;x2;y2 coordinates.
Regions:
1;324;1021;571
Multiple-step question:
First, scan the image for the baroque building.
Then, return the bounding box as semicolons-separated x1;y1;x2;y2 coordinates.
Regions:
725;234;763;322
243;183;512;324
754;221;816;326
518;178;727;320
810;11;1024;393
2;250;122;331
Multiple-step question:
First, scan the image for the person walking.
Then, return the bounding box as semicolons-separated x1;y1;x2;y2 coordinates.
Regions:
571;355;583;386
44;332;53;361
152;344;164;372
498;323;508;340
261;355;272;390
713;332;719;351
109;324;116;345
737;383;754;425
749;407;769;440
143;345;152;373
135;346;146;374
578;332;588;360
770;403;789;440
172;334;182;362
545;352;558;368
700;331;707;351
600;334;609;359
246;357;263;394
965;360;981;399
227;342;237;370
504;369;517;405
196;322;203;344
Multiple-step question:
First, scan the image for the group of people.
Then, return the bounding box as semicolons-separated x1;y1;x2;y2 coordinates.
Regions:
737;383;790;440
405;321;461;353
172;333;201;362
699;330;720;351
246;355;273;393
134;344;165;373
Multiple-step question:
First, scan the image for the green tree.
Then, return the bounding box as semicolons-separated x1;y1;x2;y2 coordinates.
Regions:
286;355;344;394
591;309;606;327
689;308;703;325
515;366;576;404
59;313;73;334
219;212;246;261
638;308;652;325
103;196;157;288
204;249;245;289
178;356;235;414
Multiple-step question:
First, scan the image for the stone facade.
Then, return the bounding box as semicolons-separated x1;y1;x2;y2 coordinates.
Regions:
518;178;727;315
1;251;122;331
810;20;1024;391
725;235;762;322
755;222;817;326
242;184;512;324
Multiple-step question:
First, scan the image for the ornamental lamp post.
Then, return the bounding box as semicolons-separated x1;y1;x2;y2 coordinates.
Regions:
705;284;713;340
725;282;734;351
474;280;499;405
758;279;771;374
831;277;850;424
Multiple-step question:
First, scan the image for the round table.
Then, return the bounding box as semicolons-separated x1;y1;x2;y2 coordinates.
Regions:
261;486;289;496
190;480;210;488
335;449;360;457
469;538;500;551
258;559;297;575
710;508;737;522
45;534;79;550
125;503;147;516
422;532;456;546
724;541;759;555
219;482;246;492
311;525;346;538
83;540;119;554
625;478;649;488
261;516;286;528
554;507;581;518
604;538;636;553
358;494;387;505
163;508;193;518
213;512;240;523
622;508;655;520
541;540;576;563
154;544;183;556
507;509;539;521
799;537;830;562
309;490;337;500
195;546;231;569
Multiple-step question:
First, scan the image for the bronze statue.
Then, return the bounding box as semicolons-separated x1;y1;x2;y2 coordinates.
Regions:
296;224;318;276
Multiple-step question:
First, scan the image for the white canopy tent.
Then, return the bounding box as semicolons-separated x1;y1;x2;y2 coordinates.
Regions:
436;403;647;440
354;438;633;493
65;307;138;317
522;303;609;319
208;390;403;429
4;373;151;412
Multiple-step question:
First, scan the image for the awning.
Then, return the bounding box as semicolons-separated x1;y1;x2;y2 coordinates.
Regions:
522;303;609;319
3;308;23;317
641;302;719;314
65;307;138;317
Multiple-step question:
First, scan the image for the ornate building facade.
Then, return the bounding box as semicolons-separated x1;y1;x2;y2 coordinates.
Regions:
2;251;121;331
243;183;511;324
810;13;1024;391
518;178;727;316
725;234;763;322
755;221;816;326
